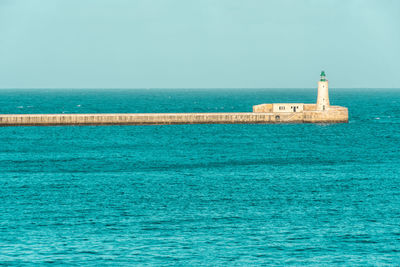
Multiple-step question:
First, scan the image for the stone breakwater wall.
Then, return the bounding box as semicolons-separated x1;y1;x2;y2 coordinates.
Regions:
0;108;348;126
303;106;348;123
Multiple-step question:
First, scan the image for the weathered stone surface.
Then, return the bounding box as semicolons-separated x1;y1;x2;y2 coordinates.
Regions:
253;104;272;113
0;107;348;127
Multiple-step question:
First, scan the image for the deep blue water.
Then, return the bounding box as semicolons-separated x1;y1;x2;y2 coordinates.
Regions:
0;89;399;265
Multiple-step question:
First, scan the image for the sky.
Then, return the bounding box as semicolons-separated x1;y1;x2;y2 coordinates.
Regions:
0;0;399;89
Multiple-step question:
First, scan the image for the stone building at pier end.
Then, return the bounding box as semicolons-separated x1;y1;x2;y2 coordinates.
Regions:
252;71;348;123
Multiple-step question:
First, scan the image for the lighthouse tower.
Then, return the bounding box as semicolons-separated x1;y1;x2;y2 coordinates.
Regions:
316;70;330;111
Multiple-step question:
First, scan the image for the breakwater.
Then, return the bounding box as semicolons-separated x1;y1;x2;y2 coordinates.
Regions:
0;107;348;126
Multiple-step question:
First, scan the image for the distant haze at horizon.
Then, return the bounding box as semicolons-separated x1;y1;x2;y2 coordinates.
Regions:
0;0;399;89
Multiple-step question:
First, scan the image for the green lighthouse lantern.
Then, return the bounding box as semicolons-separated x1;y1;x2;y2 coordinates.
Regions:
320;70;326;81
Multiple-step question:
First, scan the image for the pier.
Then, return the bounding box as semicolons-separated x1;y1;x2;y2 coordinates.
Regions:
0;106;348;126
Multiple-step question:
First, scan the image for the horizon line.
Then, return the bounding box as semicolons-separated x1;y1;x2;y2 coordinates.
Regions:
0;87;399;90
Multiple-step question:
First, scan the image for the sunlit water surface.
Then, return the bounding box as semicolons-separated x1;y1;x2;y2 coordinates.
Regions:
0;89;399;265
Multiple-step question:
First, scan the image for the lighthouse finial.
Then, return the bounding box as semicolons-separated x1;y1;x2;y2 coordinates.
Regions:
320;70;326;81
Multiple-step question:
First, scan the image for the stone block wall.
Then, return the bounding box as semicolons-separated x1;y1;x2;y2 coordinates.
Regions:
253;104;273;113
303;106;348;123
0;106;348;126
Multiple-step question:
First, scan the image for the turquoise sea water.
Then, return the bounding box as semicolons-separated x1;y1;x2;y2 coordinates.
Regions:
0;89;399;265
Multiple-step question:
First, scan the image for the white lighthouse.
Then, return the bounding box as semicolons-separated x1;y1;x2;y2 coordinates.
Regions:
316;70;330;111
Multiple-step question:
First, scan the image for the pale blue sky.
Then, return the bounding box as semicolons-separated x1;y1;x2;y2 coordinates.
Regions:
0;0;399;88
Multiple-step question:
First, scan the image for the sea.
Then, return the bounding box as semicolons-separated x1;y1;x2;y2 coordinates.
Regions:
0;89;399;265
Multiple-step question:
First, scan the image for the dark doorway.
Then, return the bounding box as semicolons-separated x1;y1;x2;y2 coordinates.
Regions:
293;107;297;112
